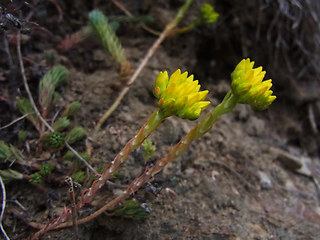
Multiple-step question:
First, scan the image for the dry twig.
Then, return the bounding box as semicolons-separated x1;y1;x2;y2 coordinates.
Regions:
0;176;10;240
17;32;53;132
0;113;31;131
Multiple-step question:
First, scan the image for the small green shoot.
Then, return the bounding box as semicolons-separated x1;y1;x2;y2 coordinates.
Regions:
0;141;26;166
89;10;132;82
18;130;28;142
40;163;54;176
62;101;82;117
107;199;151;220
0;169;24;183
39;66;69;117
0;141;13;162
71;171;86;184
141;139;156;160
29;172;43;185
53;117;70;132
16;98;40;130
42;132;65;149
29;163;55;185
65;126;86;145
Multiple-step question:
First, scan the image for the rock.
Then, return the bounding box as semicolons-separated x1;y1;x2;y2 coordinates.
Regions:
270;147;312;177
271;147;302;170
257;171;272;189
211;170;220;181
296;156;312;176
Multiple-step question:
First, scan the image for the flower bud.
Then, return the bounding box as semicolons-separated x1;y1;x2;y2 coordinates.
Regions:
231;59;276;110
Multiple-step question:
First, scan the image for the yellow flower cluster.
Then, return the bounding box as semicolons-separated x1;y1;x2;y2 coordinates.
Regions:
231;59;276;110
153;69;210;120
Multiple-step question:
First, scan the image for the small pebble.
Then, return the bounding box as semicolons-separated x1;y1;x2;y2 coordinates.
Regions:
257;171;272;189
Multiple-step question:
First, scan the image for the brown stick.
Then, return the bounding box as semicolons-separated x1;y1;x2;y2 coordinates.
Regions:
0;113;31;131
17;32;54;132
0;176;10;240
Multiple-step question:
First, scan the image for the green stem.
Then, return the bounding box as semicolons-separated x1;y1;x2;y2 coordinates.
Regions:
70;91;239;223
81;109;167;206
149;91;238;174
172;0;193;25
165;0;193;33
33;91;238;236
174;19;199;35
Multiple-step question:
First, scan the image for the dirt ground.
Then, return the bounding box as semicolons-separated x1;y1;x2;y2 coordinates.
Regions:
1;0;320;239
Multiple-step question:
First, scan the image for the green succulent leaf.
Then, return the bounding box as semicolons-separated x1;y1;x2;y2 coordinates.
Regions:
53;117;71;132
40;163;54;176
42;132;65;149
16;98;40;129
71;171;86;184
65;127;86;145
62;101;82;117
39;66;69;114
107;199;151;220
29;172;43;185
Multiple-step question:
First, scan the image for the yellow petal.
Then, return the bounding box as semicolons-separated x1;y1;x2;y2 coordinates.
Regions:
153;69;211;120
170;69;182;84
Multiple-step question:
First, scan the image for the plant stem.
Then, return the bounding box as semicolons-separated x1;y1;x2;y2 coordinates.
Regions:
145;91;238;176
17;32;51;133
0;113;31;130
66;177;79;240
81;109;167;206
42;91;239;231
30;109;167;239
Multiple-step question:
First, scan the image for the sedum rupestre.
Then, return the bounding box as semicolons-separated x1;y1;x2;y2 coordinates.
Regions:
31;58;277;238
231;58;276;110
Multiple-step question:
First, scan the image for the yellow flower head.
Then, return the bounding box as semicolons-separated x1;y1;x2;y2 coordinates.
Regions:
153;69;210;120
231;58;276;110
